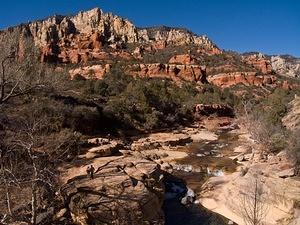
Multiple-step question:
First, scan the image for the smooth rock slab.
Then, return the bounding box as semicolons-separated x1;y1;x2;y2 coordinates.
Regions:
61;156;165;225
131;132;192;151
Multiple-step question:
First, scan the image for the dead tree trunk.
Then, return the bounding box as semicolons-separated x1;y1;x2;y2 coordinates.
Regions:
4;180;12;216
238;178;269;225
28;148;38;225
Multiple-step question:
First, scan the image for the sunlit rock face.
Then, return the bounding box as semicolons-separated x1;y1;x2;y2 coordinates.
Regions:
0;7;222;64
243;53;273;74
271;55;300;77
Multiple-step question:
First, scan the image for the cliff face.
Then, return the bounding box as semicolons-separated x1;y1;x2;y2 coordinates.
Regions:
138;26;220;52
0;8;220;63
28;8;138;47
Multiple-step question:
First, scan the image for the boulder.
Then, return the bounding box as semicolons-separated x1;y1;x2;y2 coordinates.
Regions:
80;140;123;159
277;168;295;178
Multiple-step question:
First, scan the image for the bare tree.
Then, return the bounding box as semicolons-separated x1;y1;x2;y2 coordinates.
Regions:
0;32;59;105
0;129;21;221
239;100;285;154
13;117;55;225
0;115;56;225
237;178;269;225
0;49;44;105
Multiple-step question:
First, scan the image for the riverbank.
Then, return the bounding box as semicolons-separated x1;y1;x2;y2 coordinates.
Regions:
198;127;300;225
57;116;300;225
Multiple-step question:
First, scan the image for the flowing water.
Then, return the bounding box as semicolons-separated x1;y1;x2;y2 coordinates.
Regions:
163;129;240;225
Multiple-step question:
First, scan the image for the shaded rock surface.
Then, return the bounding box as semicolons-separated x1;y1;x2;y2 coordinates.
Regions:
194;104;234;117
61;156;165;225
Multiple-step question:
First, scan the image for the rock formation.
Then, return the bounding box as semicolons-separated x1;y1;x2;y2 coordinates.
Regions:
243;53;273;74
69;64;112;79
131;132;192;151
127;63;208;83
61;156;165;225
271;55;300;77
0;8;220;64
138;26;220;54
207;72;277;87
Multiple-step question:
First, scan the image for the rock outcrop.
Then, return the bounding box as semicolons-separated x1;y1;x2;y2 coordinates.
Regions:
200;165;300;225
207;72;277;87
243;53;273;74
69;64;112;79
138;26;221;54
61;156;165;225
200;129;300;225
271;55;300;77
128;63;208;83
28;8;138;47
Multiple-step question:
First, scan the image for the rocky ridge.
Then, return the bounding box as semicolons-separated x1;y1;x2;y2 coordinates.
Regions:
1;8;220;64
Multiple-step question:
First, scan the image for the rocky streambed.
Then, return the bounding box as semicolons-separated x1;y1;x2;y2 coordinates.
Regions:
55;124;241;225
55;120;299;225
160;128;241;225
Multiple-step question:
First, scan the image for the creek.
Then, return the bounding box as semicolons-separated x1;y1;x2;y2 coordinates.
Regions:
163;129;240;225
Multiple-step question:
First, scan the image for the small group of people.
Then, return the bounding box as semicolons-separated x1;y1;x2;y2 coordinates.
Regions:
86;165;95;179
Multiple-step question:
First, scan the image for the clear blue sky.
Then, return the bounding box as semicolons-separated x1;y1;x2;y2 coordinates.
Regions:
0;0;299;57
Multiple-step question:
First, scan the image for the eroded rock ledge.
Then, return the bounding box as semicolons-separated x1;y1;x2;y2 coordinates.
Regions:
61;156;165;225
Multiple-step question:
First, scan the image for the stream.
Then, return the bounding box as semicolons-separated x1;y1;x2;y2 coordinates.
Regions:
163;129;240;225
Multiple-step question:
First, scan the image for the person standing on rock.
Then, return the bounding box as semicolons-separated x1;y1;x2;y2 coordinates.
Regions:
90;165;95;179
86;166;91;178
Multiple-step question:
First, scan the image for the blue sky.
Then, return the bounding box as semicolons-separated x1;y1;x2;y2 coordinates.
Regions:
0;0;299;56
